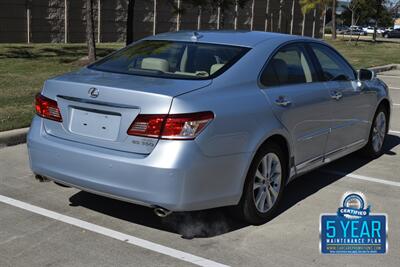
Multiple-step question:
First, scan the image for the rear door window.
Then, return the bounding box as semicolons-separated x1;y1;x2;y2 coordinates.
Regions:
260;44;317;87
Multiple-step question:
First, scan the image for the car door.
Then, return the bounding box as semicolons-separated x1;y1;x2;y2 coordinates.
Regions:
308;43;375;157
260;43;332;172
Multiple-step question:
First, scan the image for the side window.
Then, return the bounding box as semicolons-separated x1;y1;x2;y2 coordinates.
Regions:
261;44;316;87
310;44;356;81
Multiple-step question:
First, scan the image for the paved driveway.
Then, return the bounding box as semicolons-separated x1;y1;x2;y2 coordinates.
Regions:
0;71;399;267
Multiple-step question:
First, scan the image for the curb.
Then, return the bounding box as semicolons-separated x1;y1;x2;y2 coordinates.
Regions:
369;64;399;74
0;127;29;148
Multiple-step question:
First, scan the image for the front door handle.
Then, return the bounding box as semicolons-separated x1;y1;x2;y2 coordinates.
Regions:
331;91;343;100
275;96;291;107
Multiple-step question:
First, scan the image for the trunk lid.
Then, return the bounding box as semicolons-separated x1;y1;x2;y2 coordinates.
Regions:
42;68;211;154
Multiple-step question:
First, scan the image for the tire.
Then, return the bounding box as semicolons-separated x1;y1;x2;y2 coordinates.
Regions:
360;106;388;158
231;142;287;225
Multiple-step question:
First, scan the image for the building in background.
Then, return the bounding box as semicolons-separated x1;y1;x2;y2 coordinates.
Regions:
0;0;323;43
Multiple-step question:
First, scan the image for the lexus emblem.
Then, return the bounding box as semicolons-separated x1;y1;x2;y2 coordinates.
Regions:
88;87;99;98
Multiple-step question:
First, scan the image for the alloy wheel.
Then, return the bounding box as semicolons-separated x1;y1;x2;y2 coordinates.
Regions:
372;111;386;153
253;152;282;213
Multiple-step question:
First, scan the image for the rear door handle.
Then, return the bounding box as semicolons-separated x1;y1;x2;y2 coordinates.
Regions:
275;96;291;107
331;91;343;100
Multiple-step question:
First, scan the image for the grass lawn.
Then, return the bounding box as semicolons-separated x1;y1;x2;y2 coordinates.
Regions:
0;43;123;132
324;39;400;69
1;39;400;132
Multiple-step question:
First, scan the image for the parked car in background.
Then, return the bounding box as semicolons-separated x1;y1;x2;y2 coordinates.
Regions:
336;25;349;34
382;28;400;38
362;26;383;34
346;26;367;35
378;27;386;34
28;31;391;225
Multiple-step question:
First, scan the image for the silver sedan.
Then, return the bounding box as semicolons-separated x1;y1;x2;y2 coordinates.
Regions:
28;31;391;224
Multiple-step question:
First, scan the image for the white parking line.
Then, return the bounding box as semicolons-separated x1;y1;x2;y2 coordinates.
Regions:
322;170;400;187
393;103;400;106
389;130;400;135
0;194;229;267
390;87;400;90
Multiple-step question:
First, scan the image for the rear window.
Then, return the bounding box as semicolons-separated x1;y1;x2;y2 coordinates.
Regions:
89;40;250;80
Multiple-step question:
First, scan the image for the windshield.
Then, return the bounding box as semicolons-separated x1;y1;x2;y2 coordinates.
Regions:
89;40;249;80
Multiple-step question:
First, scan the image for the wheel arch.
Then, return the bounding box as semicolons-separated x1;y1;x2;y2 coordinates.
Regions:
241;132;293;191
235;131;293;207
260;134;292;182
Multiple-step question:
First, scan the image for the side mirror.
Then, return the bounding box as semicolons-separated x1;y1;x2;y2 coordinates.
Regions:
358;69;375;81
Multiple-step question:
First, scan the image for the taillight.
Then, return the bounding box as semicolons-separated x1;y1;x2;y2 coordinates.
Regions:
127;111;214;140
35;93;62;122
162;112;214;139
127;114;166;138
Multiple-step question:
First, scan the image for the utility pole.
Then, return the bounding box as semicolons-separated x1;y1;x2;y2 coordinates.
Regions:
153;0;157;35
64;0;68;43
290;0;295;34
332;0;337;39
27;0;31;43
312;8;316;38
264;0;270;31
278;0;283;32
271;12;274;32
97;0;101;43
217;5;221;29
197;6;202;30
176;0;181;31
234;1;238;30
322;5;327;38
250;0;255;30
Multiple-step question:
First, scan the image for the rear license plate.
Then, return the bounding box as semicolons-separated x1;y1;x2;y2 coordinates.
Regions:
70;108;121;141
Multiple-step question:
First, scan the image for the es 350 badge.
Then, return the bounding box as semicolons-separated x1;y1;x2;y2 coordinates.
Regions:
320;192;388;254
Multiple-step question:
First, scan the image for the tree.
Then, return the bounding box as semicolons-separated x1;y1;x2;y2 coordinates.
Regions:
214;0;250;29
320;0;332;38
186;0;209;30
348;0;363;26
340;0;393;28
300;0;332;37
126;0;136;45
174;0;249;30
300;0;319;36
372;0;386;42
85;0;96;62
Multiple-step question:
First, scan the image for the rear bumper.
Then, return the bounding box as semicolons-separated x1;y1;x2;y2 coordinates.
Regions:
27;116;249;211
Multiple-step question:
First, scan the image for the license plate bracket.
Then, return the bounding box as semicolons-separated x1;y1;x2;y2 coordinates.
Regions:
69;108;121;141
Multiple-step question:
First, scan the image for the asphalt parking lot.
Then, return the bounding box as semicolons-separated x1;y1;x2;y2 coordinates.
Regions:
1;70;400;267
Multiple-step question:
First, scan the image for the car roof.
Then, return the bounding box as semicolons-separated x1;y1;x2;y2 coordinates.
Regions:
143;30;312;48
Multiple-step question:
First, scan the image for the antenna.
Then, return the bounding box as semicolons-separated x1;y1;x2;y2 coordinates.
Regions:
190;31;203;41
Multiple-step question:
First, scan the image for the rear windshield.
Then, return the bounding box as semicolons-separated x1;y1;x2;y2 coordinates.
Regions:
89;40;249;80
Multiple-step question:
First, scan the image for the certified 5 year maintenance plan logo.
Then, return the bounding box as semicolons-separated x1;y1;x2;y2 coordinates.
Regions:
320;192;388;254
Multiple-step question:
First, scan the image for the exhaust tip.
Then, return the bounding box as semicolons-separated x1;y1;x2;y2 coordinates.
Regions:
35;174;50;182
154;207;172;218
